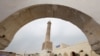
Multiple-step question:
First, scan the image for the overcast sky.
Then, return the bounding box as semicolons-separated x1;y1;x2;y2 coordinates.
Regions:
4;18;87;54
0;0;100;24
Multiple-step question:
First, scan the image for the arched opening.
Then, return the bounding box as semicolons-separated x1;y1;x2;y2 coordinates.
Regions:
71;52;76;56
80;50;83;53
4;18;88;54
71;52;80;56
0;4;100;54
54;54;57;56
85;54;89;56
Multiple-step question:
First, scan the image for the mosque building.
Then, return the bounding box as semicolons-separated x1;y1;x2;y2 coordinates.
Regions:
31;21;100;56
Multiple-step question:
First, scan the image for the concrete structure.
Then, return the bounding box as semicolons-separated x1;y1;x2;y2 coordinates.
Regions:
0;1;100;55
53;42;100;56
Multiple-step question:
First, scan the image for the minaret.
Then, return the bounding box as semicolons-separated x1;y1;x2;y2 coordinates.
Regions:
42;21;52;51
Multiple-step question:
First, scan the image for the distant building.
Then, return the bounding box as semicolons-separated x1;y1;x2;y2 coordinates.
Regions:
0;51;16;56
53;42;100;56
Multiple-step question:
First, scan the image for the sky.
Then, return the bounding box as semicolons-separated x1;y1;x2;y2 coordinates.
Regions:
0;0;100;24
4;18;88;54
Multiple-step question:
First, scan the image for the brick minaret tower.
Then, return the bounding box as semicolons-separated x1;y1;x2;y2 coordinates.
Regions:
42;21;52;51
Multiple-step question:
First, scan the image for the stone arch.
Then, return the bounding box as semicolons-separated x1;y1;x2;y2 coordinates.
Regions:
0;4;100;54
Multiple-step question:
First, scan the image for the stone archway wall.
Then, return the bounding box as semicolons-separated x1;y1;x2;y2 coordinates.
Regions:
0;4;100;54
